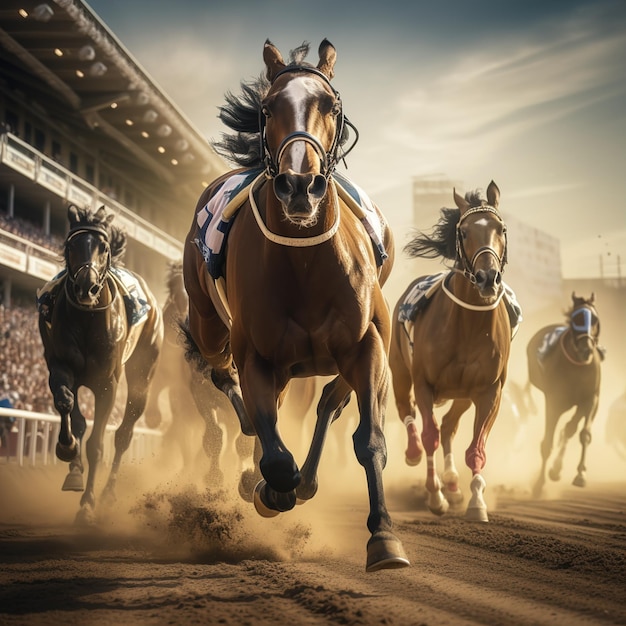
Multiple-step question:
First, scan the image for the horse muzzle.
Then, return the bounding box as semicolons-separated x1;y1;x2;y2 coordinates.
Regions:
474;267;502;300
274;171;327;223
72;267;103;306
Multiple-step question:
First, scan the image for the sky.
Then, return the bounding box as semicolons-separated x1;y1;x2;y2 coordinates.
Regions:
85;0;626;280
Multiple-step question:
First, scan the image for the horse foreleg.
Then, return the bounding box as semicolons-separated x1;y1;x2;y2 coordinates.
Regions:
440;399;471;506
533;399;560;498
297;376;351;502
390;343;422;466
550;407;583;483
573;396;598;487
416;385;447;516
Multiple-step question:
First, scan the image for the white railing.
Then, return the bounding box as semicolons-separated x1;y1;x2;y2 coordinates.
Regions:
0;406;162;467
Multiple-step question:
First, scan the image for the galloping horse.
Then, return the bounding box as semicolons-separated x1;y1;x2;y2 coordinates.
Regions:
526;293;603;497
145;261;251;485
390;182;518;522
183;39;408;571
38;205;163;522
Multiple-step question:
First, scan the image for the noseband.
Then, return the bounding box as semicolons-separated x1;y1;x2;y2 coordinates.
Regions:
259;65;359;180
455;205;508;284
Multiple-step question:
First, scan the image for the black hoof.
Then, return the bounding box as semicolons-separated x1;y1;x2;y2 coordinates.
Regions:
260;455;300;493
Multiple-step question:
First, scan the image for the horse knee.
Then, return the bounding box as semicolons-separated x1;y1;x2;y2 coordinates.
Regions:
579;428;592;445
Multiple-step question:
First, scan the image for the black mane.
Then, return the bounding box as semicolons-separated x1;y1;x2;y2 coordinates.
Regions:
65;205;126;266
404;188;488;261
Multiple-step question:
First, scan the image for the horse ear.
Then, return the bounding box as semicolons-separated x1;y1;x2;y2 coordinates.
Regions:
263;39;286;82
590;292;595;303
571;291;576;302
317;39;337;80
94;205;107;222
67;204;80;225
453;188;470;214
486;180;500;209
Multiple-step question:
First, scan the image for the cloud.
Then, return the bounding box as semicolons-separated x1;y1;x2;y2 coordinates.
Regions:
373;3;626;181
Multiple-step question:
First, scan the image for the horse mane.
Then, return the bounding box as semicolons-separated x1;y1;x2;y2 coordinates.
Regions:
66;205;127;266
212;42;349;167
404;188;488;261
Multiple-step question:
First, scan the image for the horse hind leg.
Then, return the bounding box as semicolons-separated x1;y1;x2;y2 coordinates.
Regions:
549;408;583;483
440;399;471;507
296;376;351;503
573;400;597;487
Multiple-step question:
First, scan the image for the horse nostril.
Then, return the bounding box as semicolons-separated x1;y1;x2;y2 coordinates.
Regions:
475;270;487;286
309;175;327;199
89;285;100;297
274;173;293;201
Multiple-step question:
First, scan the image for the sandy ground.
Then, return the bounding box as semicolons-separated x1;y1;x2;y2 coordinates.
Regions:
1;400;625;626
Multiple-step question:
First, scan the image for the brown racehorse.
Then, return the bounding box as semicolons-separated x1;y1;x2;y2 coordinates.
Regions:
389;182;514;522
38;205;163;523
183;39;408;571
526;293;603;497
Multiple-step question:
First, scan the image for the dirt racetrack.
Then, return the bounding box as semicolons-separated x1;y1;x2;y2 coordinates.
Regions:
1;432;625;626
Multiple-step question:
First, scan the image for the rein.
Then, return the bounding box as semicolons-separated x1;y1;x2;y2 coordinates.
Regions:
560;328;594;366
248;172;341;247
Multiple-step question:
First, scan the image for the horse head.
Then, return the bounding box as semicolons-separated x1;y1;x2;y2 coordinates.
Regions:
64;205;113;307
568;292;599;362
260;39;344;225
453;181;507;301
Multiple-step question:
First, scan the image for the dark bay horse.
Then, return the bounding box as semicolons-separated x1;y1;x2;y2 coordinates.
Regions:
390;182;516;522
145;261;252;486
38;205;163;522
183;39;408;571
526;293;603;497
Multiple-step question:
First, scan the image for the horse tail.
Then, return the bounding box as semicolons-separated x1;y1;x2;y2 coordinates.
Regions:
178;319;213;380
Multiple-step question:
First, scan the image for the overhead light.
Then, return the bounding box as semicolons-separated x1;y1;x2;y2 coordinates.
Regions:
157;146;165;154
110;102;118;109
157;124;172;137
170;159;179;166
53;48;63;57
75;69;85;78
182;153;195;164
18;9;28;18
141;131;149;138
135;92;150;106
125;119;134;126
143;110;158;123
89;62;107;77
79;45;96;61
32;4;54;22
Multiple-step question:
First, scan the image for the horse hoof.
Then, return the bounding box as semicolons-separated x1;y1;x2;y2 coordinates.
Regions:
62;466;84;492
56;438;79;462
428;492;449;516
465;507;489;523
366;531;410;572
572;474;586;488
405;452;422;467
253;481;280;518
548;468;561;482
443;486;464;506
74;504;96;526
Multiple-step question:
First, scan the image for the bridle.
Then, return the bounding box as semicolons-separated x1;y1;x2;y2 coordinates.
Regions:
259;65;359;181
455;205;508;285
562;304;599;365
64;225;111;308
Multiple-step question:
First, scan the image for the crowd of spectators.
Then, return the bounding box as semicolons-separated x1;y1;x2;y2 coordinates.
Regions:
0;211;65;254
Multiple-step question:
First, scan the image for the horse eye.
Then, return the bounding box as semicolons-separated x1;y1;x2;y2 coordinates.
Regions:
99;241;107;254
331;101;341;116
460;228;468;240
261;105;271;119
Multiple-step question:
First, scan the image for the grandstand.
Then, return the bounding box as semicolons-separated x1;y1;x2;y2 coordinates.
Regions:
0;0;228;306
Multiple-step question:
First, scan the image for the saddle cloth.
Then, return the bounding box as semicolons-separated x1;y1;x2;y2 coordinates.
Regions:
397;271;523;340
194;168;388;280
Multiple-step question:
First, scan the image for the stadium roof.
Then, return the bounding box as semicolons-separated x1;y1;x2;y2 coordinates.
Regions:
0;0;227;186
